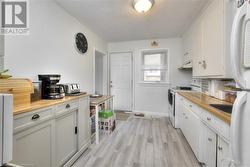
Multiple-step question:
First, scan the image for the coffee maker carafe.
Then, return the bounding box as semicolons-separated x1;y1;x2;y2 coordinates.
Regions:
38;74;65;99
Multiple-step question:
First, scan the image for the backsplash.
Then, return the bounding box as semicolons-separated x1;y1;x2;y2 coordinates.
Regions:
199;79;236;103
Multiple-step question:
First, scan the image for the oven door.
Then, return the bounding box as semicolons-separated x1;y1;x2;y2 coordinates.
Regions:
168;89;173;106
168;90;175;127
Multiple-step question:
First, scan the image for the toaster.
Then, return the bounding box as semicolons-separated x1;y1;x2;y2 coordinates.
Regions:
63;83;81;95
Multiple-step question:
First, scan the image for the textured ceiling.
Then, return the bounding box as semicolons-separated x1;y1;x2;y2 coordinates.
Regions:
56;0;209;42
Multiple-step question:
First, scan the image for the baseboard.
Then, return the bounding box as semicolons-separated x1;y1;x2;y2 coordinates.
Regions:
63;140;91;167
132;110;169;117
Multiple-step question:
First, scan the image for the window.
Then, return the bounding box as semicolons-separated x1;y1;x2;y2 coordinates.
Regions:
141;50;168;83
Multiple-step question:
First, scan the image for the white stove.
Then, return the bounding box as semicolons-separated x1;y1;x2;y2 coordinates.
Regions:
168;87;194;128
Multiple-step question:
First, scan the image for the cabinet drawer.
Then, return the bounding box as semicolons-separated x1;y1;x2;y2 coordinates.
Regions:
182;98;202;117
202;111;229;140
55;100;79;116
14;107;54;132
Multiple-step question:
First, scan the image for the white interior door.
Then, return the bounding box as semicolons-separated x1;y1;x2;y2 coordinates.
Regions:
110;52;132;111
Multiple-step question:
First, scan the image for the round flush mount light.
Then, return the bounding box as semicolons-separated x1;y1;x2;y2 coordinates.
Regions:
133;0;154;13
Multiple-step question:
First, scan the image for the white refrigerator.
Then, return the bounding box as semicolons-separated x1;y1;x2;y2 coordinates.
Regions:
230;0;250;166
0;94;13;166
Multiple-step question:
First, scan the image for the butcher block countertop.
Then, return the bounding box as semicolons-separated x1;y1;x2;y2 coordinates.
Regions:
90;95;114;106
178;91;232;124
14;94;90;116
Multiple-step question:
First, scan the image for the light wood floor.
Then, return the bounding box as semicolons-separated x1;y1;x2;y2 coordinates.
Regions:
73;117;201;167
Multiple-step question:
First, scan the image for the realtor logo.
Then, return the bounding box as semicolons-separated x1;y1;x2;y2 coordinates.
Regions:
1;0;29;35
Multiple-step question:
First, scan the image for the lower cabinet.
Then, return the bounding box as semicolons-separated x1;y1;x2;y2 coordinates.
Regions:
185;106;201;160
200;123;217;167
12;97;90;167
180;103;202;161
12;120;54;167
217;137;231;167
55;110;77;166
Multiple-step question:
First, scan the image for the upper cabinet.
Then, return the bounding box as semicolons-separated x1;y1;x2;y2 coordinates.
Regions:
183;0;235;78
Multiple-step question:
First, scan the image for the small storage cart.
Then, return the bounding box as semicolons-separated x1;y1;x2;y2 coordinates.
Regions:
90;95;115;144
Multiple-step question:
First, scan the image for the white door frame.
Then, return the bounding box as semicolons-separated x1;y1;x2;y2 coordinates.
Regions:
93;48;107;95
108;51;134;111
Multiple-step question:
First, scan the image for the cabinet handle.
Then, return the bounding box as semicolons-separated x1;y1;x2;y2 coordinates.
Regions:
218;146;223;151
199;61;202;65
202;60;207;69
185;116;188;119
208;138;212;142
183;113;186;116
189;104;192;108
31;114;40;120
66;104;71;109
207;117;211;121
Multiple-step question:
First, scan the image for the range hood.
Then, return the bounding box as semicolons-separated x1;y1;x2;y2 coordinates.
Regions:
178;60;192;70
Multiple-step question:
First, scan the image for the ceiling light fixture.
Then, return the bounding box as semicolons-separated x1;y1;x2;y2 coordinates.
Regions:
133;0;154;13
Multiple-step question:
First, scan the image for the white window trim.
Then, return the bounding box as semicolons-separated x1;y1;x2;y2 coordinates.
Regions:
139;48;170;84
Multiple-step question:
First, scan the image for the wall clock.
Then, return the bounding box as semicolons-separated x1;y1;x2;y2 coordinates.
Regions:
75;32;88;54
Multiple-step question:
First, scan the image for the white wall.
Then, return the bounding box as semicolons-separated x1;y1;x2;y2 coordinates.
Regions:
4;0;107;93
108;38;192;115
95;51;104;94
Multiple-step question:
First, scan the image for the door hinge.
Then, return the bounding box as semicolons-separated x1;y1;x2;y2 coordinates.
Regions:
75;126;78;134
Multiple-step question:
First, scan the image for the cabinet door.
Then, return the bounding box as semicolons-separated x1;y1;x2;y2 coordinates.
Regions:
200;123;217;167
183;30;193;63
55;110;77;166
178;99;186;133
78;97;91;150
201;0;224;77
12;120;54;167
192;19;204;77
186;107;201;161
217;137;231;167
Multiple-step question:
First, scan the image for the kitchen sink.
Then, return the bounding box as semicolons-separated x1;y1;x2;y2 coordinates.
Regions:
209;104;233;114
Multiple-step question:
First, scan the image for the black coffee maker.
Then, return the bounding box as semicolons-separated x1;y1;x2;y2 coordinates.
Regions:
38;74;65;99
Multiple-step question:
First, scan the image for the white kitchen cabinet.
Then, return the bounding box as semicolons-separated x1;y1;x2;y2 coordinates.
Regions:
177;96;185;130
185;105;201;161
55;110;77;167
180;102;202;162
182;28;193;63
192;19;204;77
201;0;224;77
183;0;234;78
217;137;231;167
78;97;91;150
12;120;55;167
12;96;91;167
200;123;217;167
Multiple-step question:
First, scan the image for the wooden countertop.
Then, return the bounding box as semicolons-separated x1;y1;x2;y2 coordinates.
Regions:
177;91;232;124
90;95;114;106
14;94;90;116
